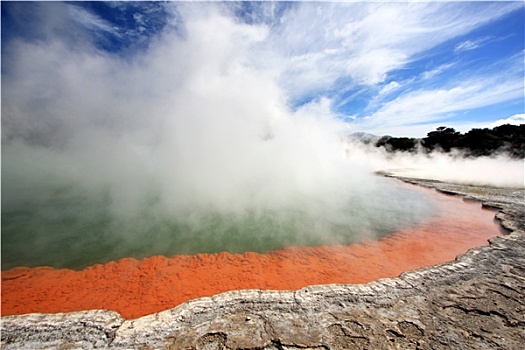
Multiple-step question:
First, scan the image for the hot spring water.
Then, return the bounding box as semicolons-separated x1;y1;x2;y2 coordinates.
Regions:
1;177;437;270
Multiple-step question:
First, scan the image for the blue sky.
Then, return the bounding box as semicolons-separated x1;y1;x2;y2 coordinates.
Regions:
2;1;524;137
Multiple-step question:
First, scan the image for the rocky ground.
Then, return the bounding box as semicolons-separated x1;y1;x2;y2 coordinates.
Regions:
2;176;524;349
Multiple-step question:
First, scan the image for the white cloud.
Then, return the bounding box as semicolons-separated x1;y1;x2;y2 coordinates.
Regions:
378;81;401;96
455;40;480;52
420;63;456;80
454;36;493;52
491;114;525;127
253;1;521;101
67;4;121;38
355;56;523;137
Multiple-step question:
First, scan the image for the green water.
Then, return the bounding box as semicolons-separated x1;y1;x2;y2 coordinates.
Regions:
1;180;437;270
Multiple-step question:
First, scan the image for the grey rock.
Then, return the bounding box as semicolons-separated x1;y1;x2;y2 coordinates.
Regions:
1;310;123;349
2;176;524;349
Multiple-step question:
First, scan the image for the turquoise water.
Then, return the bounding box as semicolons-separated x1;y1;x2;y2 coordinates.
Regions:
1;178;437;270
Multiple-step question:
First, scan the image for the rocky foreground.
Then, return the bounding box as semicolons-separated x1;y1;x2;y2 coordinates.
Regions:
2;176;524;349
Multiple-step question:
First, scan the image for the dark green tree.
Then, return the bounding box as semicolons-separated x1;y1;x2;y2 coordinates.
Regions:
376;136;418;152
492;124;525;158
422;126;461;152
459;128;499;156
370;124;524;158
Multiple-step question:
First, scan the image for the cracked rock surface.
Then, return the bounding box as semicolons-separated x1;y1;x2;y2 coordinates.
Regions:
2;177;524;349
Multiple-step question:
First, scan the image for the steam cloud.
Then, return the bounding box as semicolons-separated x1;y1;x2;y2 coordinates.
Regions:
2;3;521;269
2;8;366;217
344;142;524;188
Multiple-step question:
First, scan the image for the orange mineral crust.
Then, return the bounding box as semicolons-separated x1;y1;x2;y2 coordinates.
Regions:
1;188;503;320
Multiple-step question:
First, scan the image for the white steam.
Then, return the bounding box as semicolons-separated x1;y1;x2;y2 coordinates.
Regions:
3;4;521;219
2;7;375;234
2;3;522;269
344;142;524;188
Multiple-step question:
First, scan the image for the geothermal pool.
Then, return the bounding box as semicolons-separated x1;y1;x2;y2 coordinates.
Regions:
1;181;504;319
2;177;437;270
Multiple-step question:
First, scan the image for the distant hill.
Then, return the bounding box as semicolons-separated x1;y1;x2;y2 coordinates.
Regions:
347;132;385;144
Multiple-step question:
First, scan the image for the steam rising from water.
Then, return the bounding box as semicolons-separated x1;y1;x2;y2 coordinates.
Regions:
2;5;520;270
344;142;524;188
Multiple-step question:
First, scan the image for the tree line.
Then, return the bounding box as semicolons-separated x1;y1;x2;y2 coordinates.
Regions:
374;124;525;158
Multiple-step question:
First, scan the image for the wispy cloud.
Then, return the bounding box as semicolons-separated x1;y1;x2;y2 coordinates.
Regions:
256;2;521;96
381;81;401;95
420;63;456;80
356;58;523;136
455;40;480;52
454;36;493;52
2;0;523;143
67;4;121;38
